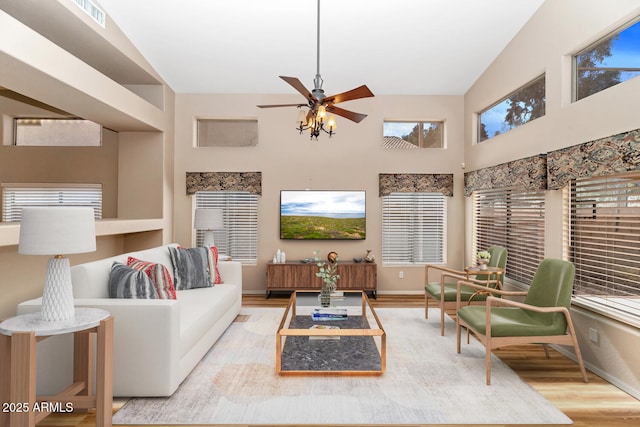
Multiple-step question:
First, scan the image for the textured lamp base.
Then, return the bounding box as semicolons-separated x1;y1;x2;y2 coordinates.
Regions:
41;256;75;321
203;230;215;248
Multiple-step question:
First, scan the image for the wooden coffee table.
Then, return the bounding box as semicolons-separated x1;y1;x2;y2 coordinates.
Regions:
276;290;386;375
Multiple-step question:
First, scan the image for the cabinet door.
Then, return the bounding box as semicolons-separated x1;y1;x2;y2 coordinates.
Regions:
336;263;376;290
267;263;318;289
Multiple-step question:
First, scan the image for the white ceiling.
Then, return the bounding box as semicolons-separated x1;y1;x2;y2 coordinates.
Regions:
96;0;544;96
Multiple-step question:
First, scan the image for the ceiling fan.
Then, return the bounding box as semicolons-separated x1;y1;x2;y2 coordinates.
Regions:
257;0;374;138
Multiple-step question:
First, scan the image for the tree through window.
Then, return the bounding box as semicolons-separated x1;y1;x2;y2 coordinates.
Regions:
574;19;640;101
478;75;546;143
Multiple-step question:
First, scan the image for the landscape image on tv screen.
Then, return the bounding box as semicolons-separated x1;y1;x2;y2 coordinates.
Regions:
280;190;366;240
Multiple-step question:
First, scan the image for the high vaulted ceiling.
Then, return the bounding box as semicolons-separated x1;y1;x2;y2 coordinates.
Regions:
96;0;544;95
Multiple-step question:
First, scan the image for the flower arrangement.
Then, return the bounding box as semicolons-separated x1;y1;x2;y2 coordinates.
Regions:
313;250;340;306
477;250;491;270
317;260;339;293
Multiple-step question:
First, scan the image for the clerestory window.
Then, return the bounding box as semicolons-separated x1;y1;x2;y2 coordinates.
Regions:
383;121;444;149
574;18;640;101
477;75;545;143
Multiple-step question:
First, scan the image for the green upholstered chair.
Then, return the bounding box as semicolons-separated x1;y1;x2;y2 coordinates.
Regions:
425;246;507;336
456;258;588;385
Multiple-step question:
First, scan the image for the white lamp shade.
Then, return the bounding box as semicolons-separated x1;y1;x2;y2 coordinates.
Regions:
194;208;224;230
19;207;96;255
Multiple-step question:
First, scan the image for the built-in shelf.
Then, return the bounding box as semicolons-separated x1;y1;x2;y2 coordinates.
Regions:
0;218;164;247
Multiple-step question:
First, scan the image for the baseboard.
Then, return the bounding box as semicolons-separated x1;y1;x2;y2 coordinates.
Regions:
552;344;640;400
376;290;424;295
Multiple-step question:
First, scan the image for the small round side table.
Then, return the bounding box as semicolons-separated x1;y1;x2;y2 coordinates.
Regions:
0;308;113;427
464;266;506;302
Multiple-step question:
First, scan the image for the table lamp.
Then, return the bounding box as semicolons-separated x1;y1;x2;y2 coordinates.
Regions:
19;207;96;321
194;208;224;247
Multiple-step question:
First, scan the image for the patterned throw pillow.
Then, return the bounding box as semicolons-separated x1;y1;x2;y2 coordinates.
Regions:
108;262;158;299
207;246;223;284
127;257;177;300
168;246;213;290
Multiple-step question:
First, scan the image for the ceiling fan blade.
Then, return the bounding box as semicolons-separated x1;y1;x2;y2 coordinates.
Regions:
324;85;374;105
326;105;368;123
280;76;317;102
257;103;305;108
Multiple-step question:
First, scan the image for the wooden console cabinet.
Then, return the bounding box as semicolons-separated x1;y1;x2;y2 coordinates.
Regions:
266;261;377;298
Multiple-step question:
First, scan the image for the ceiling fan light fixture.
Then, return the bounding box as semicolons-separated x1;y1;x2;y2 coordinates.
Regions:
257;0;374;140
317;105;327;121
327;115;336;132
296;107;335;140
296;109;307;126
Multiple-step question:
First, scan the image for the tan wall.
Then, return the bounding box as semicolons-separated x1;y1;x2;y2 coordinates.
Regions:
0;4;174;318
463;0;640;399
0;128;121;319
174;93;466;294
0;128;119;218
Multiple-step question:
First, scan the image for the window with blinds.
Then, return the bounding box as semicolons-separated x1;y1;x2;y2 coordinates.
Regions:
2;184;103;221
566;173;640;324
194;191;258;264
382;192;446;265
473;188;545;284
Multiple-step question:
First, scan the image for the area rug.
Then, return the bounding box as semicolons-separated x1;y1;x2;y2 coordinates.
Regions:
112;307;572;425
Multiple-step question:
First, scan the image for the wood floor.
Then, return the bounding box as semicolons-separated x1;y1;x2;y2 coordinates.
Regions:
36;294;640;427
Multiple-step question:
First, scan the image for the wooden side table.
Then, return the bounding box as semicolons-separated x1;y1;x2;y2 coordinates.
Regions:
0;308;113;427
464;266;506;302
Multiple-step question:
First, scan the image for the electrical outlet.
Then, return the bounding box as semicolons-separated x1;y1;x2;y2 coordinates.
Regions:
588;327;599;344
399;271;404;279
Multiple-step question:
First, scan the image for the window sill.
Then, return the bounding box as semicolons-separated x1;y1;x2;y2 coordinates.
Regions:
572;296;640;329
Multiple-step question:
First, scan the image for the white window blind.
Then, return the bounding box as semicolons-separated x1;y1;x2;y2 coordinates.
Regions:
473;188;545;284
2;183;102;221
194;191;258;264
382;192;446;265
566;173;640;324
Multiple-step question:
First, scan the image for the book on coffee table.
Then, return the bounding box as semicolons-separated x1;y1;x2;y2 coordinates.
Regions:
311;308;348;321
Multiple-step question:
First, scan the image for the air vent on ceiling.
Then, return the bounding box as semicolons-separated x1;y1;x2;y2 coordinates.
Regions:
73;0;106;28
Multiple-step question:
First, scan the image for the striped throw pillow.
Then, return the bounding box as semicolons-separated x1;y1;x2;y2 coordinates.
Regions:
168;246;213;290
127;257;177;300
108;262;158;299
207;246;223;284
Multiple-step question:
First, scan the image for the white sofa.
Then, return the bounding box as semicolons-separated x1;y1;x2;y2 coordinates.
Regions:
17;244;242;397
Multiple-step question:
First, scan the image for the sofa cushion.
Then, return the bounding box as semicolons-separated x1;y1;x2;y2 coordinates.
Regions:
108;262;158;299
168;246;213;290
127;257;177;300
177;284;239;357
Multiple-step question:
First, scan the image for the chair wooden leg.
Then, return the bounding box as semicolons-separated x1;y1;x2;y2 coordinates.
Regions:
424;293;429;319
485;338;492;385
566;318;589;383
542;344;551;359
456;320;461;354
440;302;445;336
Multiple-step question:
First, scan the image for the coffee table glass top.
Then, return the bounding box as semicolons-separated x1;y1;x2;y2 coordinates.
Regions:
276;290;386;375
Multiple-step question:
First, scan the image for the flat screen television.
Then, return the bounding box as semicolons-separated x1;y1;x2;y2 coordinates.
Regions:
280;190;366;240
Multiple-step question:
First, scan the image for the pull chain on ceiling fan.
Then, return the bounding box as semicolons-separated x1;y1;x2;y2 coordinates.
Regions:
257;0;374;140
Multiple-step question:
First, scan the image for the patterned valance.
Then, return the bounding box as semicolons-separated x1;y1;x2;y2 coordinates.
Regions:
379;173;454;197
463;154;547;196
186;172;262;195
547;129;640;190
